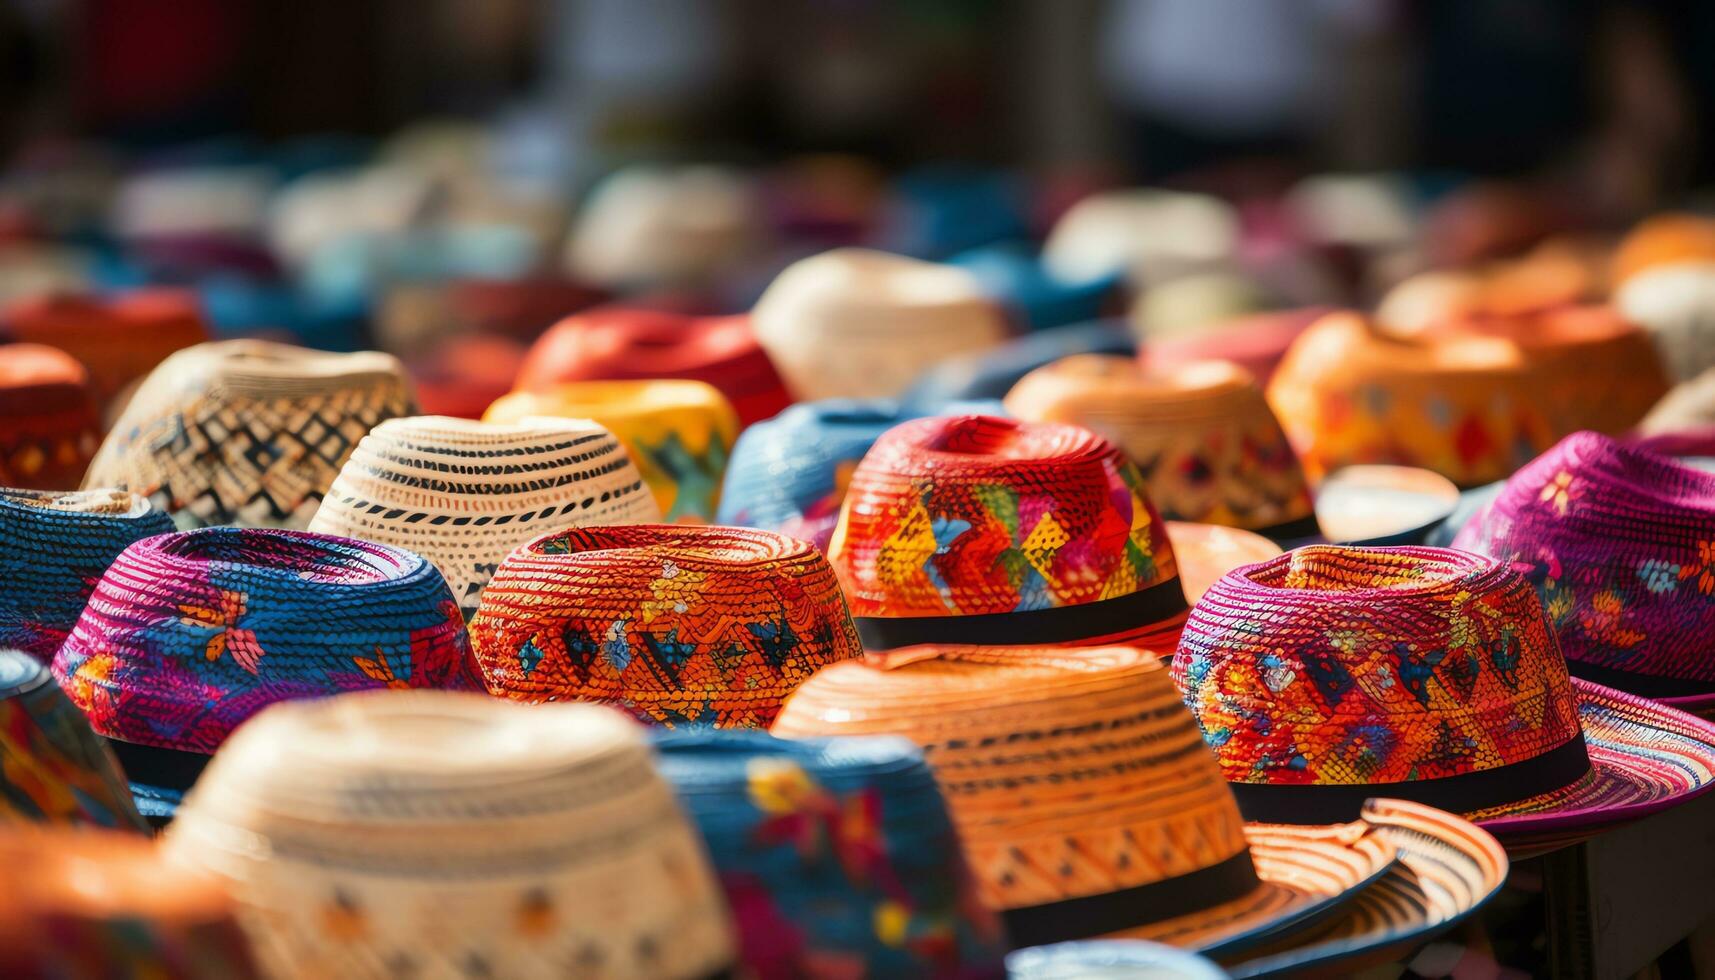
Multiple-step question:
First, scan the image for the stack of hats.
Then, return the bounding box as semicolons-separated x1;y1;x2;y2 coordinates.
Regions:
85;340;416;529
485;379;739;524
565;164;760;291
752;248;1011;400
1004;355;1319;542
0;650;144;830
471;525;863;728
0;343;101;489
52;527;479;820
164;692;737;980
3;289;209;406
309;416;659;615
515;309;791;426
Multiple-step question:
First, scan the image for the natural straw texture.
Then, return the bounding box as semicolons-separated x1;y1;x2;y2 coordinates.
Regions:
308;416;659;616
1640;364;1715;434
772;646;1396;954
752;248;1010;400
1005;356;1317;540
85;339;416;529
1266;312;1555;486
653;730;1009;979
829;415;1187;650
1174;545;1715;844
486;379;739;524
1453;431;1715;716
0;488;175;660
164;693;736;980
0;343;101;489
0;650;144;831
3;289;209;403
472;524;863;728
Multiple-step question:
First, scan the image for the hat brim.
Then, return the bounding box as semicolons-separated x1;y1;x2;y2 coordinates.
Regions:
1221;799;1509;978
1313;465;1461;548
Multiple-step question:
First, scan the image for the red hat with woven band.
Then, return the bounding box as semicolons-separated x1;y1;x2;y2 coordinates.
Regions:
0;344;100;489
470;524;863;728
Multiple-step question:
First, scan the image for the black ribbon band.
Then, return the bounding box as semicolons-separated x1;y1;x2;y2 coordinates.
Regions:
1228;732;1593;824
105;738;213;794
854;576;1188;651
1254;512;1324;546
1002;850;1262;947
1568;661;1715;699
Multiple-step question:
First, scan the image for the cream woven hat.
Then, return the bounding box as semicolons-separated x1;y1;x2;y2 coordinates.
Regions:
565;165;759;290
751;247;1009;400
162;691;737;980
308;415;660;614
86;340;415;529
1042;189;1239;287
1615;261;1715;383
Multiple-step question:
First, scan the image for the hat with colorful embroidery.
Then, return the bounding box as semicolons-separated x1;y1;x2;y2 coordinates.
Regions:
772;646;1396;954
1005;356;1319;542
1173;545;1715;847
1265;312;1555;487
52;527;480;820
1452;431;1715;718
471;525;863;728
0;343;101;490
308;416;659;616
0;650;145;831
0;826;259;979
485;379;739;524
828;415;1188;652
3;289;209;405
84;340;416;529
652;730;1009;978
163;692;736;980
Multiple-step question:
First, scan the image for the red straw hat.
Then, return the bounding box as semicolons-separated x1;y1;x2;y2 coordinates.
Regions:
3;289;208;405
0;343;100;489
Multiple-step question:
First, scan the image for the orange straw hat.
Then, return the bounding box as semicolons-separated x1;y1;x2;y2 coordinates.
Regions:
829;414;1189;652
1265;311;1556;486
0;343;100;490
1004;356;1319;542
771;646;1396;954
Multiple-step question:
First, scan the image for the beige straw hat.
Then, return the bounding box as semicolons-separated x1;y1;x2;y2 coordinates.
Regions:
1042;189;1239;287
163;691;737;980
84;340;415;529
566;165;759;290
307;415;660;615
751;248;1009;400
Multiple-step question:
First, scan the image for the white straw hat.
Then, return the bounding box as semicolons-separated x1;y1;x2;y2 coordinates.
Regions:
1043;189;1239;287
162;691;737;980
565;165;759;290
308;415;660;614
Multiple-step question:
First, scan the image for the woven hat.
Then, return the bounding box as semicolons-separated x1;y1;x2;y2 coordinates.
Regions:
52;527;479;819
444;276;611;340
1612;212;1715;287
772;646;1396;954
163;692;736;980
1005;356;1318;542
1451;431;1715;717
471;525;862;728
516;309;791;426
828;414;1188;652
652;729;1009;978
0;343;100;490
1265;312;1555;486
408;334;528;420
1312;465;1461;548
3;289;209;404
566;164;760;290
1167;522;1283;605
0;827;258;979
485;380;739;524
1144;306;1329;386
85;339;416;529
0;488;175;660
1174;545;1715;846
1042;189;1239;287
1616;261;1715;383
902;320;1136;407
308;416;659;615
0;650;144;831
1641;364;1715;435
948;242;1121;332
751;248;1010;401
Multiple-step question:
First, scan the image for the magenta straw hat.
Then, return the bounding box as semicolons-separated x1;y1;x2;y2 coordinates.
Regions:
1453;431;1715;718
1174;545;1715;850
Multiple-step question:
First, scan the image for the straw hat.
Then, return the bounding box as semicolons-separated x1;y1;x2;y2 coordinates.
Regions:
1166;522;1283;605
1640;364;1715;434
1130;271;1271;342
1174;545;1715;848
1005;356;1318;541
0;827;258;979
52;527;480;820
1265;312;1555;486
3;289;209;404
163;692;737;980
516;309;791;426
948;242;1121;332
0;343;100;489
1453;432;1715;718
751;248;1010;401
408;335;528;420
0;650;144;830
653;730;1009;977
772;646;1396;953
485;380;739;524
902;320;1135;407
828;414;1188;652
1615;261;1715;383
85;340;416;529
1284;173;1418;254
471;525;862;729
308;416;659;615
1144;306;1328;386
1312;464;1461;547
566;165;759;290
0;488;175;660
1611;212;1715;287
1041;189;1239;287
